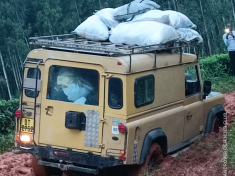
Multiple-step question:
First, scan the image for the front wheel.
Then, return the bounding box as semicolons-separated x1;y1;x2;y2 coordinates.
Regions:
211;116;220;133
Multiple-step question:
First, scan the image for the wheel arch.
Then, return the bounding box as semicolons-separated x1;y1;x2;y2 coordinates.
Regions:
139;128;167;164
205;104;226;135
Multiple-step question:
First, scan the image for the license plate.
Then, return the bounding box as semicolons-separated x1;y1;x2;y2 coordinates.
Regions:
21;118;34;133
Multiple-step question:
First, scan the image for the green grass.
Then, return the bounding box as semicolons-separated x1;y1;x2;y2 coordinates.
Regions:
211;75;235;93
228;121;235;169
0;132;14;154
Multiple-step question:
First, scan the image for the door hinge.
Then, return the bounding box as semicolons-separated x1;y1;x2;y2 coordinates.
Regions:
98;144;105;149
101;73;113;79
100;118;108;125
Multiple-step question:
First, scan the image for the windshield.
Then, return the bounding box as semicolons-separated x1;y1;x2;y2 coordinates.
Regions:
47;65;99;106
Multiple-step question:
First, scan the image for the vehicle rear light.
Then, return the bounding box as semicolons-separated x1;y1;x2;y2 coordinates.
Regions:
20;135;31;143
120;150;126;156
15;110;22;118
54;151;69;157
119;156;126;161
118;124;127;133
15;134;21;144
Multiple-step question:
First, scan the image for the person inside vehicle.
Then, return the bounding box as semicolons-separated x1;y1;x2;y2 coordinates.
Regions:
223;23;235;75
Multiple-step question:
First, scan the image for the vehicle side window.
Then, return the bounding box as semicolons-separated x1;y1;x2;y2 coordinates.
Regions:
25;68;41;98
47;66;99;106
135;75;154;108
108;78;123;109
185;66;201;97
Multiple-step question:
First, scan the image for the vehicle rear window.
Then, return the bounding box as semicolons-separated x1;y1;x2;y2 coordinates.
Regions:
108;78;123;109
25;68;41;98
135;75;154;108
47;66;99;106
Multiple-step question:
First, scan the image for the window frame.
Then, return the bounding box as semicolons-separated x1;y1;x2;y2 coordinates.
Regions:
25;68;41;98
108;77;123;109
185;65;201;98
46;65;100;106
134;74;155;108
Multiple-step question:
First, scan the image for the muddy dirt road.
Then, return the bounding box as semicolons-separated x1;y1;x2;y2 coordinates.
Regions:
0;92;235;176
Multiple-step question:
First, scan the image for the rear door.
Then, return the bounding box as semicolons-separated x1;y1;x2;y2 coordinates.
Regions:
39;59;105;152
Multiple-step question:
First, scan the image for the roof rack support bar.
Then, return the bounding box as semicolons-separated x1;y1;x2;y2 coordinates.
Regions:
196;45;200;61
129;55;132;73
153;51;157;68
179;47;183;64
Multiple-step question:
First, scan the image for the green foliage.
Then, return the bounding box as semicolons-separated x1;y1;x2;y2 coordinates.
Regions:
0;0;234;99
228;121;235;169
211;76;235;93
199;54;235;93
0;99;19;134
0;132;14;154
199;54;230;81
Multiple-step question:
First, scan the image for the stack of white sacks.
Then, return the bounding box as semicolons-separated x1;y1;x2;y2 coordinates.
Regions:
72;0;203;46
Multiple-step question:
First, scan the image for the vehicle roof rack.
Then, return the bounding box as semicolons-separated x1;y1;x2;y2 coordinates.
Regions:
29;34;200;56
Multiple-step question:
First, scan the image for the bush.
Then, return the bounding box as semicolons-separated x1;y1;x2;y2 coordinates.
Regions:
0;99;19;134
0;133;14;154
199;54;230;81
199;54;235;93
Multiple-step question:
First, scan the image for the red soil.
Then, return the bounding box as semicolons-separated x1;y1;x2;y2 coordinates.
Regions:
224;91;235;123
0;152;33;176
0;92;234;176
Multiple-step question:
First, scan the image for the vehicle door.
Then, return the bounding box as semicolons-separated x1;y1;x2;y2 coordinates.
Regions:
39;59;105;153
183;64;203;141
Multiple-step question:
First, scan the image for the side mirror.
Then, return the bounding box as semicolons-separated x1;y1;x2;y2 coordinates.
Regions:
203;80;211;99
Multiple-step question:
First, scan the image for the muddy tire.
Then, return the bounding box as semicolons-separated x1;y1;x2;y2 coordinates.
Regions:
211;116;220;133
144;143;163;171
31;156;63;176
130;143;163;176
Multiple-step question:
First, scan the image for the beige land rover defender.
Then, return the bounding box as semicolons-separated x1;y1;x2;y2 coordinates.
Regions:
13;34;225;176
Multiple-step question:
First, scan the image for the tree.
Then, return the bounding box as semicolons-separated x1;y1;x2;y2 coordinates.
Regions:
0;0;233;99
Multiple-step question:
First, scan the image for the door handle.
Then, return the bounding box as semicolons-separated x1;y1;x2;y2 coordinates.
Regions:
186;114;193;119
45;106;53;116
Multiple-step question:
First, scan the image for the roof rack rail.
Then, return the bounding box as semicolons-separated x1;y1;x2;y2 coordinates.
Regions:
29;34;200;56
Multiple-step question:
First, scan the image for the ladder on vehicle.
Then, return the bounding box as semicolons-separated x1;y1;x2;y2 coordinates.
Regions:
18;58;42;146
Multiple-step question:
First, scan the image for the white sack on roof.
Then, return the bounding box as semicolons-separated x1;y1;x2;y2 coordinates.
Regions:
72;15;109;41
96;8;119;29
114;0;160;21
133;0;160;8
164;10;196;29
176;28;203;43
109;21;179;46
129;10;169;24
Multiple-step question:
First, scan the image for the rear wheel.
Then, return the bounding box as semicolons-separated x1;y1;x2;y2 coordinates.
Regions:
143;143;163;172
31;156;63;176
130;143;163;176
